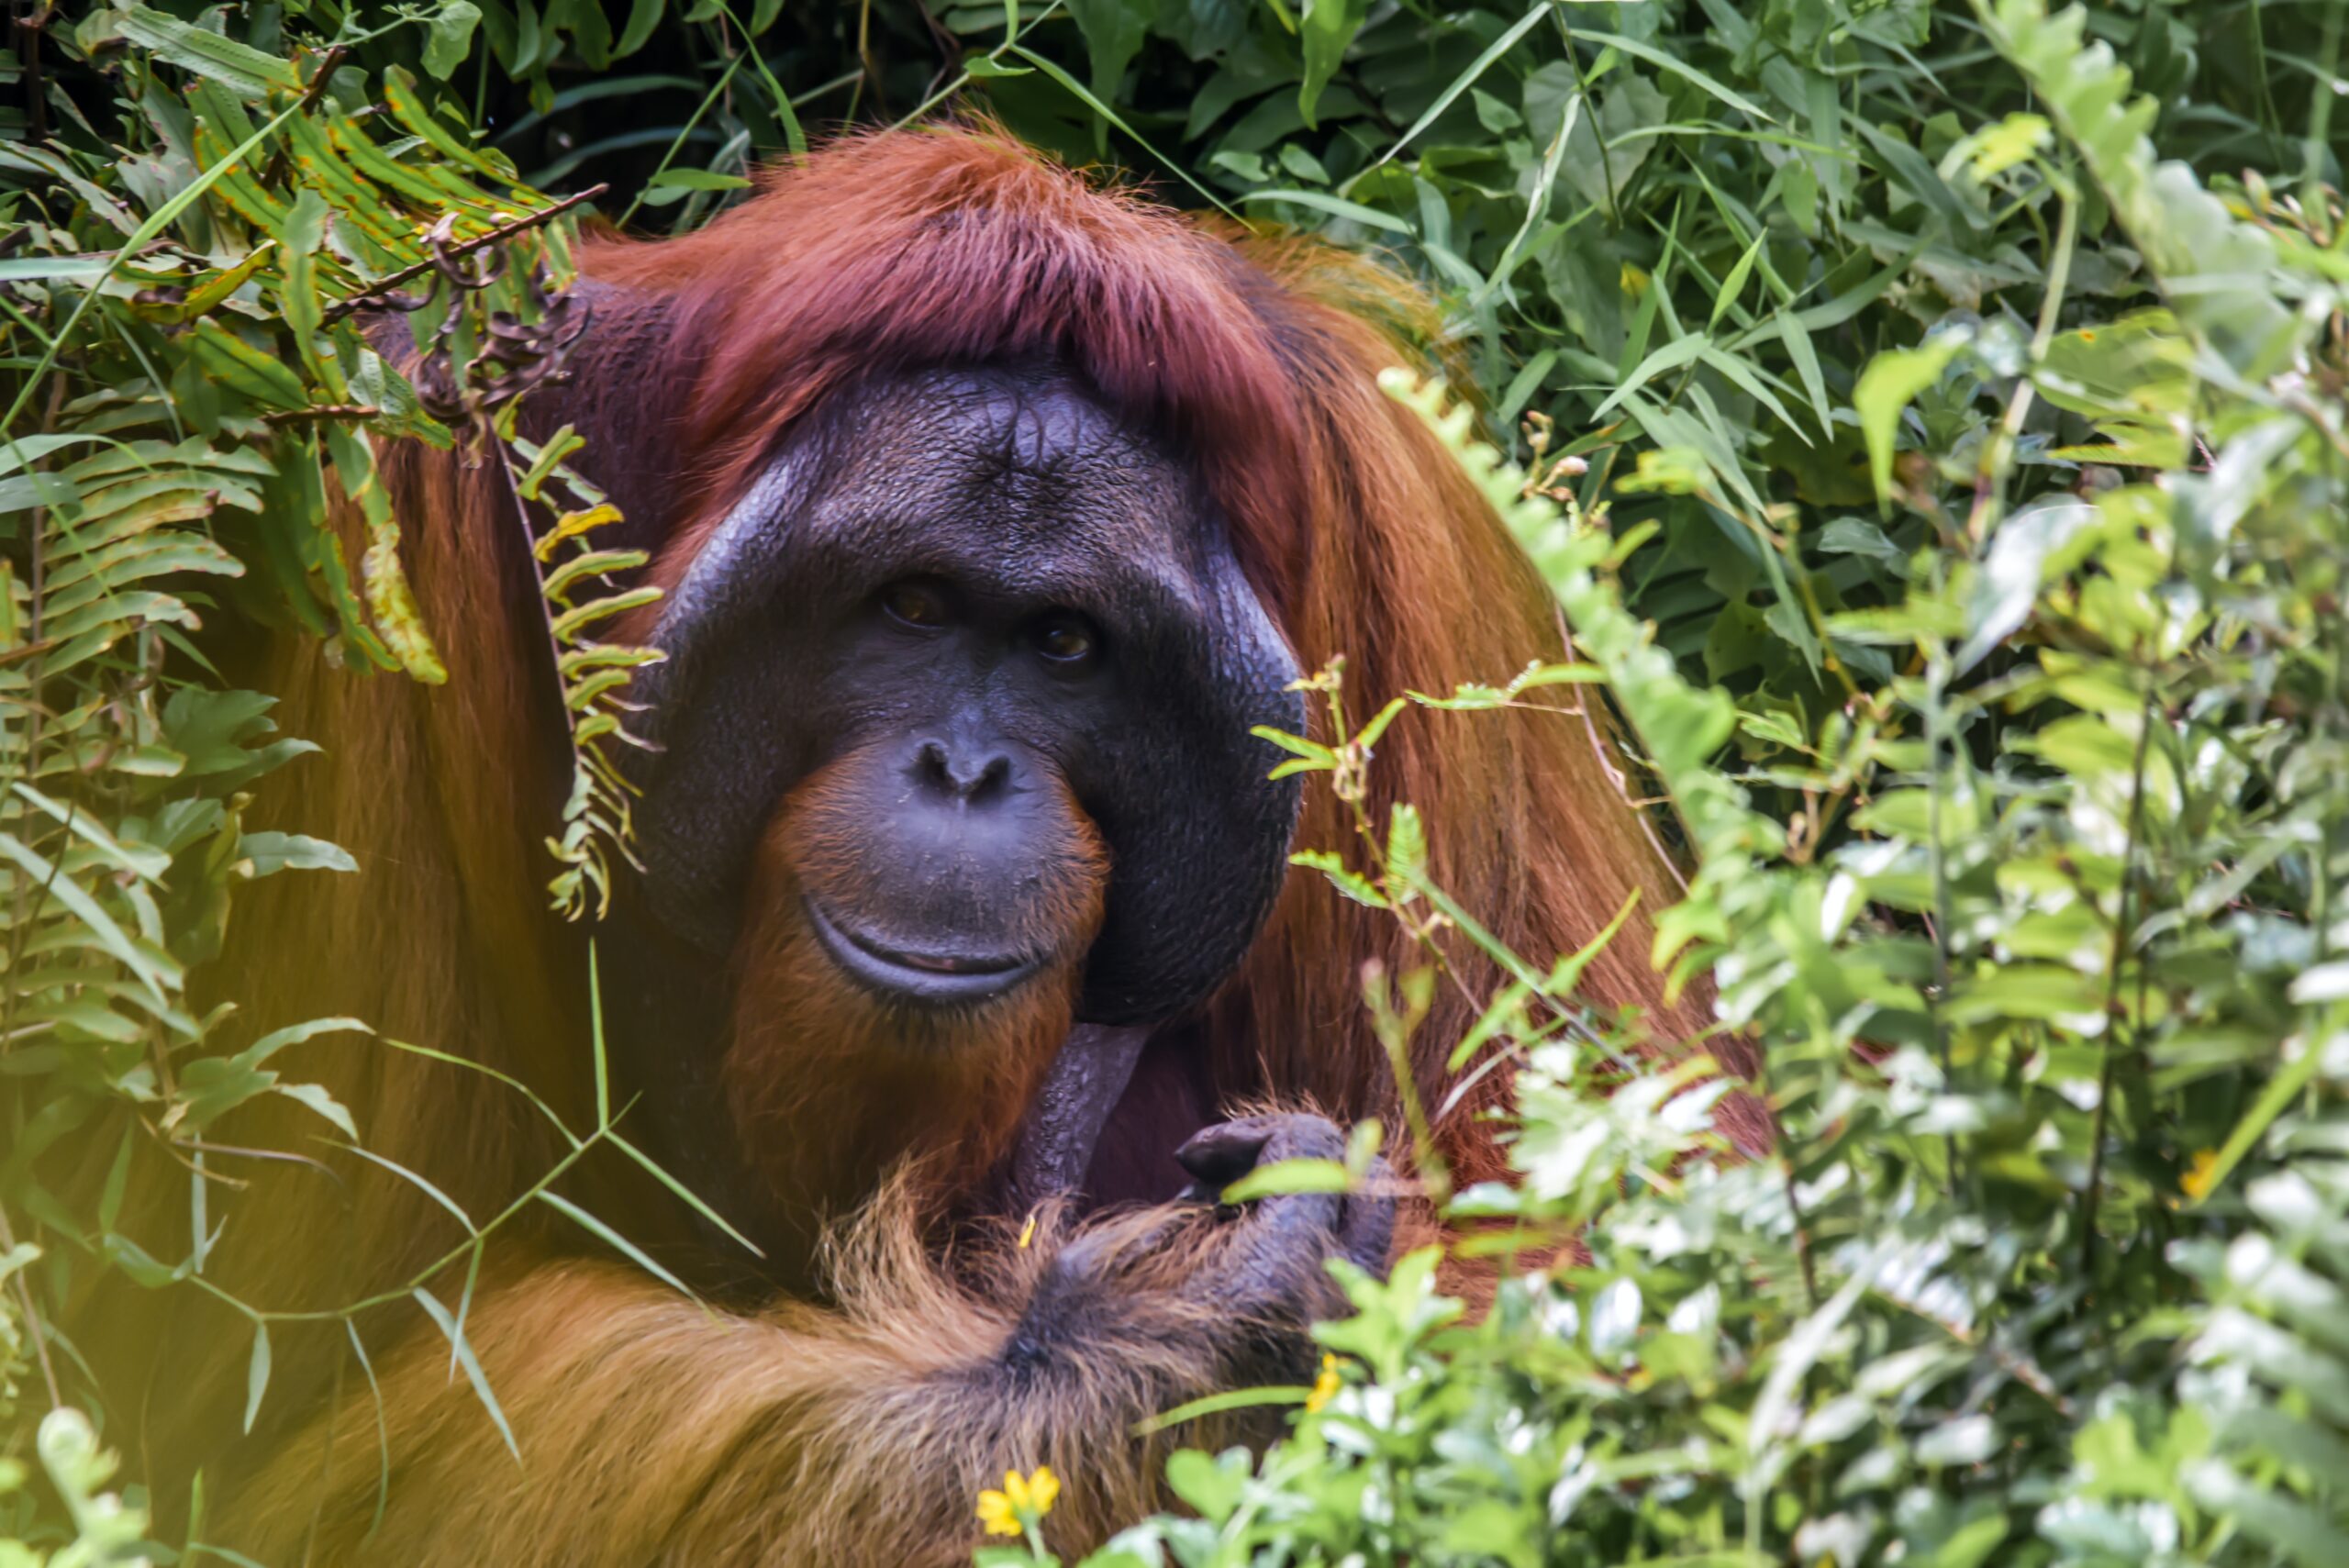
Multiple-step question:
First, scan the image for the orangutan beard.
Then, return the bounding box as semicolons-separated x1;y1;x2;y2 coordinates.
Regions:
718;801;1109;1233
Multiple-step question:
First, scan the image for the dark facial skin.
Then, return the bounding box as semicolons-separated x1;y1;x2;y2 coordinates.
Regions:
630;364;1305;1026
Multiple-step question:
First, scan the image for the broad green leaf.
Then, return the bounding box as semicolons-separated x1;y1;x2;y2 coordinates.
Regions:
424;2;484;80
1065;0;1149;141
1855;332;1969;507
1298;0;1370;129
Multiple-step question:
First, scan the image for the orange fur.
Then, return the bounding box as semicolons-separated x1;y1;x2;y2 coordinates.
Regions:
225;1183;1283;1566
59;127;1744;1564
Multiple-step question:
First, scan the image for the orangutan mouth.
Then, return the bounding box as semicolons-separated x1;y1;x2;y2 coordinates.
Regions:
802;900;1166;1215
804;899;1041;1005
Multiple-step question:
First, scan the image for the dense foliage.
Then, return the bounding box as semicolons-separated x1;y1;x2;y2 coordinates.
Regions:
5;0;2349;1563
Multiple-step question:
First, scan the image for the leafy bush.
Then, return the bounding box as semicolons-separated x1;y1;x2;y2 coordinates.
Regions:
6;1;2349;1564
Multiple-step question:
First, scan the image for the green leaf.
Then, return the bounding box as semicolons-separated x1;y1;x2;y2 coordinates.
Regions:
242;1322;272;1434
642;169;754;195
412;1288;519;1461
1773;308;1835;438
325;425;446;684
1355;696;1408;751
606;1131;767;1259
340;1144;477;1237
114;5;300;99
1855;331;1969;508
1222;1157;1355;1204
1591;335;1709;421
616;0;664;56
96;1127;136;1234
1372;1;1551;167
2188;1044;2324;1209
424;2;484;81
1298;0;1369;128
0;833;180;1005
239;831;358;876
1290;850;1387;909
1956;498;2097;673
1954;110;2052;180
1235;189;1412;234
1574;31;1776;124
1132;1385;1311;1437
1251;727;1336;765
1709;232;1767;332
1386;803;1427;884
1005;47;1235;219
539;1190;700;1301
1163;1447;1251;1522
1064;0;1149;140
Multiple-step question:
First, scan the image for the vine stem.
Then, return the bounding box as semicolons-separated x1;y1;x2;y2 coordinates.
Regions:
0;1198;62;1410
2080;679;2156;1280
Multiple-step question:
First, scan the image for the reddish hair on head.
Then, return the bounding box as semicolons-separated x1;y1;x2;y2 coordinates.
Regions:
587;126;1320;617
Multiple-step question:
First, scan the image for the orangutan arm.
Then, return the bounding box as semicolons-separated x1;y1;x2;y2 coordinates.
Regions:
228;1117;1390;1568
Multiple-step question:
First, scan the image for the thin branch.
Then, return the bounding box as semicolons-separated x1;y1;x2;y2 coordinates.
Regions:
321;185;607;324
0;1198;63;1411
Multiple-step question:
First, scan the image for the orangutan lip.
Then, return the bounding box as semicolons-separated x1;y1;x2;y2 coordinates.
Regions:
804;899;1039;1005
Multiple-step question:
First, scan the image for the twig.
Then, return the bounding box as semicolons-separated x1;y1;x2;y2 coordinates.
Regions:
2080;681;2157;1282
1782;1163;1821;1310
295;44;349;116
262;404;381;426
0;1198;62;1411
321;185;607;324
14;4;54;143
261;44;350;189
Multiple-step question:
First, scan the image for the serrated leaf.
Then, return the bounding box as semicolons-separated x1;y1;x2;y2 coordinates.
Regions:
1291;850;1387;909
1386;803;1427;884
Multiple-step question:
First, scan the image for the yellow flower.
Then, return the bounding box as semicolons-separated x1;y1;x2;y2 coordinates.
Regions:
1304;1353;1341;1414
2182;1148;2221;1201
976;1465;1059;1538
1620;261;1652;299
975;1489;1020;1538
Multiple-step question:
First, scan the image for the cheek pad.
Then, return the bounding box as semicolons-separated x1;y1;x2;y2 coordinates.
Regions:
1074;545;1304;1025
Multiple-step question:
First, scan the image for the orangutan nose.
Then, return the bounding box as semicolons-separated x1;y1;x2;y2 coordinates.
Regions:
912;736;1013;805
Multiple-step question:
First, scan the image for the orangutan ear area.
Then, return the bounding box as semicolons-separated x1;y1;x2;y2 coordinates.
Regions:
6;5;2347;1566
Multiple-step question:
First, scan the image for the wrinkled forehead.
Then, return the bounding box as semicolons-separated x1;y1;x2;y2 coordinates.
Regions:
793;366;1208;590
841;364;1146;468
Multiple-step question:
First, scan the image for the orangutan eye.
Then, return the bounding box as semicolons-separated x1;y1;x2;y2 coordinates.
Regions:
880;582;950;630
1029;612;1099;667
